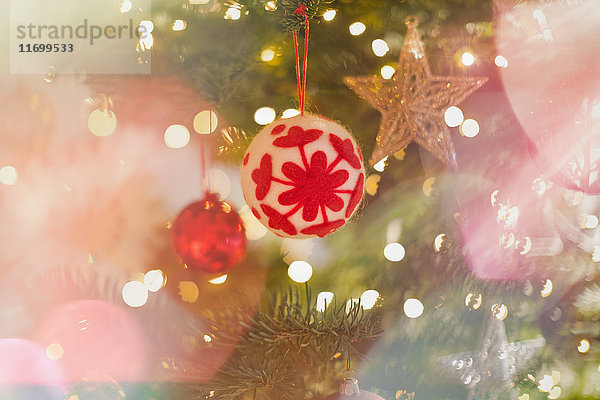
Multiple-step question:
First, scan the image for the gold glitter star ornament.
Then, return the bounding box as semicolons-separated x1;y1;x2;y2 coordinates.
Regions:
345;16;488;167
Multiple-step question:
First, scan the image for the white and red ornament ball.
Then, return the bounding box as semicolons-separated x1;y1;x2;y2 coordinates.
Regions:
241;114;365;238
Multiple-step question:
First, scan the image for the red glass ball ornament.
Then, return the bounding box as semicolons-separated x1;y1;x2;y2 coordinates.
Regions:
171;193;247;274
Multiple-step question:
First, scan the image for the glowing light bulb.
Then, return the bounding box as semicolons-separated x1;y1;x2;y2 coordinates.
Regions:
254;106;276;125
144;269;166;292
349;22;366;36
172;19;186;31
577;339;590;353
224;7;241;20
193;110;218;134
164;124;190;148
373;156;388;172
323;9;336;21
88;109;117;137
261;48;275;62
209;274;228;284
282;108;300;118
380;65;395;79
122;281;148;307
288;261;313;283
384;242;405;262
460;119;480;137
316;292;334;311
403;298;424;318
495;55;508;68
461;51;475;66
371;39;389;57
0;166;18;185
444;106;464;127
360;290;380;310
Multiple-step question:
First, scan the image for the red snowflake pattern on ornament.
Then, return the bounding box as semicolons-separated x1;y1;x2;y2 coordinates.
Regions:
251;124;364;237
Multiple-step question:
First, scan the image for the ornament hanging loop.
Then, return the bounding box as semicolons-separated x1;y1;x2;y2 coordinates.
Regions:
405;15;418;28
292;7;310;116
339;370;360;396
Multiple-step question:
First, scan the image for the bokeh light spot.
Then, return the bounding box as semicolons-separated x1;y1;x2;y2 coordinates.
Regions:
172;19;186;31
491;303;508;320
495;55;508;68
88;109;117;137
349;22;366;36
316;292;334;311
583;215;599;229
282;109;300;118
288;261;313;283
403;298;424;318
380;65;395;79
178;281;199;303
577;339;590;353
372;39;389;57
461;51;475;66
373;156;388;172
323;9;336;21
46;343;64;361
224;7;241;20
193;110;218;134
209;274;228;284
444;106;464;128
384;242;405;262
540;279;553;297
122;281;148;308
254;107;276;125
144;269;166;292
0;166;18;185
360;289;380;310
460;118;480;137
164;124;190;148
261;48;275;62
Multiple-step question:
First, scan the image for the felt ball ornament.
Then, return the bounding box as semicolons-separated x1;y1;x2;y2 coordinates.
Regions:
323;378;386;400
171;193;247;274
241;114;365;238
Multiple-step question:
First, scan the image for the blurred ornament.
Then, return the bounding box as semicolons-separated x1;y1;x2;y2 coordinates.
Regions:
171;192;246;273
439;315;545;400
241;114;365;238
345;16;487;166
498;2;600;194
324;376;386;400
